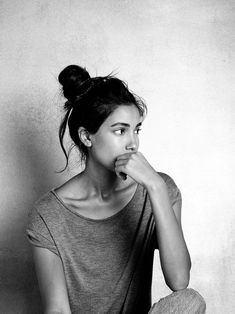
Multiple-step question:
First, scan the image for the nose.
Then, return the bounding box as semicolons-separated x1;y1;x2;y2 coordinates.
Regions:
126;138;138;152
126;144;137;152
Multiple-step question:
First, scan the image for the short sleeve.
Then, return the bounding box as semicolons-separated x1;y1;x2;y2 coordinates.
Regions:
26;206;59;256
166;177;182;208
158;172;182;208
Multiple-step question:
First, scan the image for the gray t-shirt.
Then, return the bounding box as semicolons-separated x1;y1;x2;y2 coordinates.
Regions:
26;172;181;314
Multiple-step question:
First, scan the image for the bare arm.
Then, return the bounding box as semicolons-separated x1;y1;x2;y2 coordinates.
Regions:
115;152;191;291
147;181;191;291
33;246;72;314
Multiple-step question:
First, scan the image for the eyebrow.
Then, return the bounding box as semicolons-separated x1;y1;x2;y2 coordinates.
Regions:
110;122;142;128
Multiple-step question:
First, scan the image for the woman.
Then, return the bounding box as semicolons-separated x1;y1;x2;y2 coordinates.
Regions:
27;65;206;314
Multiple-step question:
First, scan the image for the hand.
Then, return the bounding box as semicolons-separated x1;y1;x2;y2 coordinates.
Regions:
115;152;165;189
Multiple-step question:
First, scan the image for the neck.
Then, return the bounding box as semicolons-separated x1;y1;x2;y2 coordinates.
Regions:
80;158;126;198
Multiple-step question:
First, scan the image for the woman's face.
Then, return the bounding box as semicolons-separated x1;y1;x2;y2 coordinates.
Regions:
88;105;143;172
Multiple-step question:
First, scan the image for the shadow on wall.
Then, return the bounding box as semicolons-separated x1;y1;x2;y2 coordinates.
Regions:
0;94;61;313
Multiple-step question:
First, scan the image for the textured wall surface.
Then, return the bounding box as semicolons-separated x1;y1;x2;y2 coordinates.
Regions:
0;1;234;313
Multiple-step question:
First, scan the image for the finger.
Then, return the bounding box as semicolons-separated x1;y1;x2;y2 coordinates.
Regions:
120;172;127;180
115;159;128;167
115;168;127;181
116;152;135;161
116;171;126;180
115;165;127;181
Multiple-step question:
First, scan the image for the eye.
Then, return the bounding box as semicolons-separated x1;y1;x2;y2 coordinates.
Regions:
135;128;142;134
114;128;126;135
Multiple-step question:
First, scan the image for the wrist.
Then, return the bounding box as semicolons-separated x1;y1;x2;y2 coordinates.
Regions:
144;175;167;193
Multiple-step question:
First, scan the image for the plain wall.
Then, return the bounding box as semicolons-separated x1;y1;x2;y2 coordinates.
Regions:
0;1;234;313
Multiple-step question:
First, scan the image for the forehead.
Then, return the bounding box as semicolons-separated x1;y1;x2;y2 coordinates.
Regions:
103;105;142;126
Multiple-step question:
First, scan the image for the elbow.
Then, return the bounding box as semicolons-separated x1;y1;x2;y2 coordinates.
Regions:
45;311;65;314
45;309;70;314
44;311;67;314
167;279;189;292
44;303;71;314
166;271;191;292
45;312;63;314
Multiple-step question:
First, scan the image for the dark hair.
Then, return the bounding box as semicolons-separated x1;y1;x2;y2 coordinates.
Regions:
58;65;147;170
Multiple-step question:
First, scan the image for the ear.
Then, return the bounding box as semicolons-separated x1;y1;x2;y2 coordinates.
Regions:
78;127;92;147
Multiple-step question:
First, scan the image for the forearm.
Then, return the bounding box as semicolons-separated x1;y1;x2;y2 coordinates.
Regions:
146;181;191;291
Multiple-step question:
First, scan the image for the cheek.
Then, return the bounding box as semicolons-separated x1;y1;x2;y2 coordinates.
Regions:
92;136;117;159
94;135;114;151
95;133;120;150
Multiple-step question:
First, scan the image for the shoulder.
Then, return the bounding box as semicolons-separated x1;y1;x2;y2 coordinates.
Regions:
27;190;64;237
157;172;178;189
157;172;182;206
29;190;59;220
34;190;56;209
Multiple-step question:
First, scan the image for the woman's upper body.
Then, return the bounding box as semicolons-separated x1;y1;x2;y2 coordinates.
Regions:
27;172;182;314
26;65;191;314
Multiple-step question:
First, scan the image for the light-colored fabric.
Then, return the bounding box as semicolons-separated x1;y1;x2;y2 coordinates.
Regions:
26;172;181;314
148;288;206;314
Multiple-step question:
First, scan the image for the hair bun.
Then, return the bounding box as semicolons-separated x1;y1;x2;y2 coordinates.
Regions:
58;65;91;101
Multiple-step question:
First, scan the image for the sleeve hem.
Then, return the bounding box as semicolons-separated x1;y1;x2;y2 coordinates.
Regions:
26;228;59;256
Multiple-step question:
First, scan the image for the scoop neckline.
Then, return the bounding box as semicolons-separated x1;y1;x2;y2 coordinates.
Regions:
50;183;140;223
